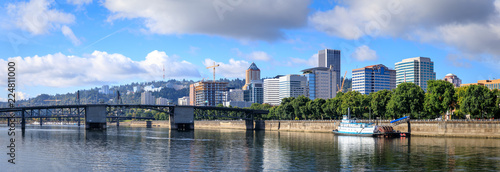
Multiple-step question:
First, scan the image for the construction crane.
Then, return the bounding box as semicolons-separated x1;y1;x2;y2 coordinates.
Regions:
338;70;347;93
206;62;220;82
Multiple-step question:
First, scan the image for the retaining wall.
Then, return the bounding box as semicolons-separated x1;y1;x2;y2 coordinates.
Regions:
111;120;500;138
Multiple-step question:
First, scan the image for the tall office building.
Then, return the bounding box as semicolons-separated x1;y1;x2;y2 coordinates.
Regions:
242;62;261;90
395;57;436;92
352;64;396;95
141;91;155;105
191;81;228;106
279;74;308;104
244;81;264;104
263;77;281;106
318;49;341;89
443;73;462;87
301;66;337;99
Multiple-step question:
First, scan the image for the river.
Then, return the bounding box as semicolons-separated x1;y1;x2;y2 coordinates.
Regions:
1;125;500;171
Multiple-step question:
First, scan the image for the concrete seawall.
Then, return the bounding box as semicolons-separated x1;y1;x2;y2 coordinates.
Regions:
112;120;500;138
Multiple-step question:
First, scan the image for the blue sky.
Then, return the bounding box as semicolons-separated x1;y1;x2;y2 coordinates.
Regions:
1;0;500;101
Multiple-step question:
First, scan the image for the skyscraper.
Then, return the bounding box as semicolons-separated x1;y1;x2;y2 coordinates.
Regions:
301;66;337;99
352;64;396;95
244;81;264;104
279;74;308;104
263;77;280;106
318;49;341;89
242;62;260;90
395;57;436;92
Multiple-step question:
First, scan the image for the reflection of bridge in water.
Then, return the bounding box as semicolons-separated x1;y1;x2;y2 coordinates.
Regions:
0;104;268;131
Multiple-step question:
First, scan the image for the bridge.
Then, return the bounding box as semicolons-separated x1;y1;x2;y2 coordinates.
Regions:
0;104;268;131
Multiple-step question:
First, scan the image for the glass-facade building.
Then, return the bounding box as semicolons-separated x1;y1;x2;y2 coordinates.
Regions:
244;81;263;104
318;49;341;90
301;67;337;99
395;57;436;92
352;64;396;95
278;75;308;104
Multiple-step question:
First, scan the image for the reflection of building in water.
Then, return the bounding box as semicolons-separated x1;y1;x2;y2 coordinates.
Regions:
337;136;376;168
262;132;291;170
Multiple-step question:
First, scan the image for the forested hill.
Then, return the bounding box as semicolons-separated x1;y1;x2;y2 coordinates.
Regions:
2;78;246;107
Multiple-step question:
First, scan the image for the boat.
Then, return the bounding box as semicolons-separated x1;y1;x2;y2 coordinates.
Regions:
333;113;377;137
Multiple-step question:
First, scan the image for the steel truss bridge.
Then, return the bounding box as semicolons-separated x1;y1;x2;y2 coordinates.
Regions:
0;104;268;129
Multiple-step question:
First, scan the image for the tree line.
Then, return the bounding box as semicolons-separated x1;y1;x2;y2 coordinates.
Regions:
249;80;500;120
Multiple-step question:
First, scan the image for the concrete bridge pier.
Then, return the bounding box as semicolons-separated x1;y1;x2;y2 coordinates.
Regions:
21;111;25;131
169;106;194;130
85;105;107;130
40;117;42;126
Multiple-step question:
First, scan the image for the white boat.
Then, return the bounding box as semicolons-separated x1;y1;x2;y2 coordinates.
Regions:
333;109;377;137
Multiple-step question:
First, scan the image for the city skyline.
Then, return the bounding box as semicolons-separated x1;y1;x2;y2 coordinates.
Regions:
1;0;500;101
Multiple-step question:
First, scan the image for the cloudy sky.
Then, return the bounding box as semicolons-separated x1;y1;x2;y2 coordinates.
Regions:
1;0;500;101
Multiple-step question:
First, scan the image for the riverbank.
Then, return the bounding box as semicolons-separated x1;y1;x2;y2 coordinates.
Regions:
113;120;500;139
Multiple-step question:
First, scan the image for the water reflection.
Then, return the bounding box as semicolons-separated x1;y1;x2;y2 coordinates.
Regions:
1;126;500;171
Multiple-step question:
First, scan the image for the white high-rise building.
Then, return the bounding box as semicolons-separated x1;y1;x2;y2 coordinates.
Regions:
141;91;155;105
279;74;308;103
177;96;190;105
318;49;341;90
156;97;170;105
395;57;436;92
264;77;280;106
301;66;337;99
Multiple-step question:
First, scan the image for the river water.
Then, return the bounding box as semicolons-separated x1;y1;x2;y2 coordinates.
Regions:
1;125;500;171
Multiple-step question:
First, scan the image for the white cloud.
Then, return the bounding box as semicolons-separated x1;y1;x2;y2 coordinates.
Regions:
7;0;75;35
289;53;318;67
67;0;92;6
234;48;272;61
351;45;377;61
310;0;500;58
0;50;200;88
103;0;310;41
203;58;249;78
61;25;81;46
16;92;30;100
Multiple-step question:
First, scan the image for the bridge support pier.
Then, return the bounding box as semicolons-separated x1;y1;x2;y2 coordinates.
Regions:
21;111;25;131
78;116;80;126
169;106;194;130
85;105;107;130
40;117;42;126
7;117;10;127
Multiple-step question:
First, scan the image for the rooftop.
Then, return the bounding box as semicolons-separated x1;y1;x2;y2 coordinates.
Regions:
248;62;260;70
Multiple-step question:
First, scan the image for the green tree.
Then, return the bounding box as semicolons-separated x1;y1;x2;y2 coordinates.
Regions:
291;95;311;120
281;97;295;119
370;89;392;120
461;85;495;118
387;82;425;119
309;98;326;119
454;86;468;118
424;80;456;119
341;91;364;119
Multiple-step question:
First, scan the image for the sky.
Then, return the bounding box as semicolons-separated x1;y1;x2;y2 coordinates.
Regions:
1;0;500;101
